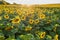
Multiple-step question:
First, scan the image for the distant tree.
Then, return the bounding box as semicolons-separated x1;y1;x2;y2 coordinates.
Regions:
0;0;4;4
0;0;10;5
13;2;17;5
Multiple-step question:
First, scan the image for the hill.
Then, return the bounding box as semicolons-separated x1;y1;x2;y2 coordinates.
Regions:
0;1;10;5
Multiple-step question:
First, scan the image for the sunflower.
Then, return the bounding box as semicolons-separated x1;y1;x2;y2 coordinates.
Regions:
39;32;46;39
38;13;46;19
47;20;51;24
0;16;2;20
5;26;13;31
16;9;19;12
34;19;39;24
12;16;21;24
0;10;2;14
29;19;34;24
28;8;34;14
54;34;58;40
4;8;10;13
16;9;22;15
26;13;34;19
9;10;14;14
11;26;14;28
4;14;9;19
21;15;26;21
25;26;32;31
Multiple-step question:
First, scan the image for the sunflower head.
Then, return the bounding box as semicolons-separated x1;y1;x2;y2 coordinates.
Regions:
38;13;46;19
12;16;21;24
21;15;26;21
5;9;10;13
25;26;32;31
4;14;9;19
34;19;39;24
5;26;13;31
0;16;2;20
54;34;58;40
39;32;46;39
47;20;51;24
29;19;34;24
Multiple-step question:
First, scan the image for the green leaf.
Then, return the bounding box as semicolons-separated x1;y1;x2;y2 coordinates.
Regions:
46;35;52;40
19;34;35;40
43;26;53;30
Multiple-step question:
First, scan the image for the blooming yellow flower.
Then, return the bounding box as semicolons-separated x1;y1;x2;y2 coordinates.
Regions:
5;27;12;31
4;8;10;13
26;13;34;19
39;32;46;39
21;15;26;21
28;8;34;14
25;26;32;31
29;19;34;24
35;31;40;34
54;34;58;40
11;26;14;28
15;16;20;18
0;10;2;14
38;13;46;19
16;9;22;15
9;10;14;14
12;16;21;24
47;20;51;24
4;14;9;19
0;16;2;20
34;19;39;24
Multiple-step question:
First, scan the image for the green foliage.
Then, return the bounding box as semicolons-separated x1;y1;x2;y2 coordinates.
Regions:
0;6;60;40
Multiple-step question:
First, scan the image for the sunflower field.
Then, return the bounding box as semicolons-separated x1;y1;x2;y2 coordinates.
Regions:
0;5;60;40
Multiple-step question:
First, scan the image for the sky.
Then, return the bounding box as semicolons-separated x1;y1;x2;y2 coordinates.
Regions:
5;0;60;5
